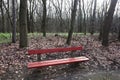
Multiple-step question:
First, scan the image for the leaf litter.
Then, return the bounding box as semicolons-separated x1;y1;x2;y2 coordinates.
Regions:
0;35;120;80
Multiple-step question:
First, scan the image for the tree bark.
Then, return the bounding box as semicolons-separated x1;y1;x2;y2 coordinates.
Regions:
0;0;5;33
77;0;82;33
118;18;120;41
90;0;97;35
28;0;35;33
118;28;120;41
6;0;11;32
12;0;16;43
19;0;28;48
102;0;118;46
98;24;103;40
41;0;47;37
98;1;108;40
82;0;86;35
66;0;78;45
27;9;30;33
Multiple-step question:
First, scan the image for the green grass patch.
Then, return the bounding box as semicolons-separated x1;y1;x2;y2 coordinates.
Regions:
0;32;99;44
28;32;98;38
0;33;11;43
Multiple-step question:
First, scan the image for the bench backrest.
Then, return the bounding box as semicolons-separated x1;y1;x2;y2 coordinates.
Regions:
28;46;83;55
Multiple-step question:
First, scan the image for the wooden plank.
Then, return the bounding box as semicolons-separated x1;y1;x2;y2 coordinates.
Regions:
28;46;83;55
28;56;89;69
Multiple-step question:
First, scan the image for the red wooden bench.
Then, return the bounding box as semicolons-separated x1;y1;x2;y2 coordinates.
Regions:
27;46;89;69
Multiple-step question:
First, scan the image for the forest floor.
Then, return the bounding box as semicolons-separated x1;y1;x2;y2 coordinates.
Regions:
0;34;120;80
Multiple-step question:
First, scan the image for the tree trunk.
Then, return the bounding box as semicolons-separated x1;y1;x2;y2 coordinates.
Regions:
37;0;47;61
98;25;103;40
98;13;104;41
2;0;13;30
59;0;63;32
30;13;34;33
0;0;5;33
98;1;108;40
66;0;78;45
66;0;79;67
28;0;34;33
19;0;28;48
102;0;118;46
41;0;47;37
118;28;120;41
77;0;82;33
82;0;86;35
118;18;120;41
12;0;16;43
90;0;97;35
27;9;30;33
6;0;11;33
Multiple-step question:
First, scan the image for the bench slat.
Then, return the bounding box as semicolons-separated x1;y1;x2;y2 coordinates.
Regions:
28;46;82;55
28;56;89;69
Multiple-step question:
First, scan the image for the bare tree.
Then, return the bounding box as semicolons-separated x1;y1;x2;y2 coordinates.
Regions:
82;0;86;35
6;0;10;32
99;0;110;40
90;0;97;35
51;0;63;32
66;0;78;45
102;0;118;46
2;0;12;28
0;0;5;32
41;0;47;37
12;0;16;43
28;0;36;33
77;0;82;33
19;0;28;48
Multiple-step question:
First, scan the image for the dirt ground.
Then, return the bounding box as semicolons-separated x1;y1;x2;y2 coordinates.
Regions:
0;35;120;80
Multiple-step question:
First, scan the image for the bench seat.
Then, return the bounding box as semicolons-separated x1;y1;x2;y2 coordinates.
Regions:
28;56;89;69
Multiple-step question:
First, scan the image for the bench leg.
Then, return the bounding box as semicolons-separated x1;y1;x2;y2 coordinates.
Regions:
69;62;79;68
37;55;41;61
69;51;79;68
